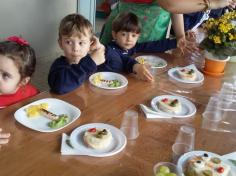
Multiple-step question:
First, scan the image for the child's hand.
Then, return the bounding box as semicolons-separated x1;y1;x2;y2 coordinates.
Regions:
0;128;10;147
133;64;153;82
90;44;105;65
185;30;196;42
90;36;103;52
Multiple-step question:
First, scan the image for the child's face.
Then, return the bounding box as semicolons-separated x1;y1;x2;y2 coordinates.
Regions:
0;55;21;95
59;32;92;64
112;31;140;50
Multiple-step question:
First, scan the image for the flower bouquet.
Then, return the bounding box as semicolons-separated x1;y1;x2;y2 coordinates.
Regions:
200;11;236;59
200;11;236;75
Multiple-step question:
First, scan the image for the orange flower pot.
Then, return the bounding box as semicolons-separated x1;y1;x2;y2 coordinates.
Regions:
203;51;230;76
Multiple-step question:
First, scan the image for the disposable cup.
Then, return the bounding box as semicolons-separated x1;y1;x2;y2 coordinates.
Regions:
172;143;191;164
175;125;195;150
120;110;139;140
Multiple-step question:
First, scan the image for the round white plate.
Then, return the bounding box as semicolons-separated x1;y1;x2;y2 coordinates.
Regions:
177;150;236;176
70;123;127;157
151;95;196;118
14;98;81;132
168;64;204;84
135;55;167;68
89;72;128;90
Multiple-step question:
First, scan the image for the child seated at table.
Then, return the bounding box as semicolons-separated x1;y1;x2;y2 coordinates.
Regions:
107;11;178;57
0;128;10;148
48;13;154;94
0;36;39;109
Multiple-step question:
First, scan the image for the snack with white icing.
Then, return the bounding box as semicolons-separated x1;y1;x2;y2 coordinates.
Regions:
177;68;197;81
184;153;231;176
83;128;113;150
158;98;182;114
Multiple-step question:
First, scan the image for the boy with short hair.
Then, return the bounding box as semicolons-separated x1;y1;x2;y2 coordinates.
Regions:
108;12;178;57
48;13;153;94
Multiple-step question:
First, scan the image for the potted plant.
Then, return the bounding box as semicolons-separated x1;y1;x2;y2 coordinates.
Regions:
200;11;236;76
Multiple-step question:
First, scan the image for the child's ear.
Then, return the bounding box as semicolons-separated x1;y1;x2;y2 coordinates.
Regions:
19;77;30;87
112;31;117;40
58;39;63;49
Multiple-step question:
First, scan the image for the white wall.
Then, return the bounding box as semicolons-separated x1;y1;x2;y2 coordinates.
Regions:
0;0;77;58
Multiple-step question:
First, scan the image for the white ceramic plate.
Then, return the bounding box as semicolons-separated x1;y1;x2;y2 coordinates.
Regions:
70;123;127;157
151;95;196;118
135;55;167;68
89;72;128;90
14;98;81;132
177;150;236;176
168;64;204;84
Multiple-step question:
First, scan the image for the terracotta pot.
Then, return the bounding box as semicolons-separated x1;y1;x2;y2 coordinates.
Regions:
203;51;230;76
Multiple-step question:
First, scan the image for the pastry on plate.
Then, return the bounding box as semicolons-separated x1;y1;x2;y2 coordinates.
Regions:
184;153;231;176
158;98;182;114
177;68;197;81
83;128;113;150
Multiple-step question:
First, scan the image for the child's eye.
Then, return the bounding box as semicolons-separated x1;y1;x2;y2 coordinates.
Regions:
121;33;126;36
2;72;11;80
65;40;72;45
132;34;137;37
79;42;85;45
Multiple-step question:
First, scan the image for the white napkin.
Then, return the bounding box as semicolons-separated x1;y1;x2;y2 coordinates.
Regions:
139;104;172;119
61;133;86;155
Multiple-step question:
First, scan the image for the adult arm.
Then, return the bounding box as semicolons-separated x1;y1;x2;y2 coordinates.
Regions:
156;0;235;14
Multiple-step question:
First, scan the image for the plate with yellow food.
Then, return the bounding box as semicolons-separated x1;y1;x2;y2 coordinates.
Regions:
135;55;167;68
14;98;81;132
70;123;127;157
89;72;128;90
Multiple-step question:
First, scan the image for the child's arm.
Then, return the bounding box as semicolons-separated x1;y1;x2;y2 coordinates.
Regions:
134;39;177;53
0;128;10;146
48;56;97;94
133;64;154;82
90;45;106;65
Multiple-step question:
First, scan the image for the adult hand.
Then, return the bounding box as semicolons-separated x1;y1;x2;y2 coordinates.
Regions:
0;128;10;148
211;0;236;9
133;64;154;82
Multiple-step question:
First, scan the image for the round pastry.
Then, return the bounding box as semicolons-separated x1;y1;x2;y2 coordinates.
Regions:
184;153;231;176
83;128;113;150
177;68;197;81
158;98;182;114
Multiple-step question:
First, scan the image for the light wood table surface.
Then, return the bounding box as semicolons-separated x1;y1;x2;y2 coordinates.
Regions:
0;53;236;176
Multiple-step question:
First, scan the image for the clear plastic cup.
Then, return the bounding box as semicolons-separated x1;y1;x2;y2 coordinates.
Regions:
172;143;192;164
120;110;139;140
153;162;182;176
175;125;195;150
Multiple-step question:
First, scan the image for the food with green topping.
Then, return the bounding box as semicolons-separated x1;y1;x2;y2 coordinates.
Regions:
108;80;121;87
48;114;69;128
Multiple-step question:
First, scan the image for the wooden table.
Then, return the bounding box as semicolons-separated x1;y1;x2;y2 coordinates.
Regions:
1;53;236;176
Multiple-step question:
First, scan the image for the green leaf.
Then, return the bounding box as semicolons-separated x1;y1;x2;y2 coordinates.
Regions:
229;159;236;166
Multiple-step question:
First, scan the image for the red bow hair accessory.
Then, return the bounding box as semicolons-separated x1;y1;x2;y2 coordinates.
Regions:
7;36;29;46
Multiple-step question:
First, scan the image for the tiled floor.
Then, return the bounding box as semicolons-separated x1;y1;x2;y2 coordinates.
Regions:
31;18;106;92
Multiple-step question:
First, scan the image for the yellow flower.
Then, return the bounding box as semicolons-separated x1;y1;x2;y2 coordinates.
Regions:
229;33;234;40
213;36;221;44
219;23;233;33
